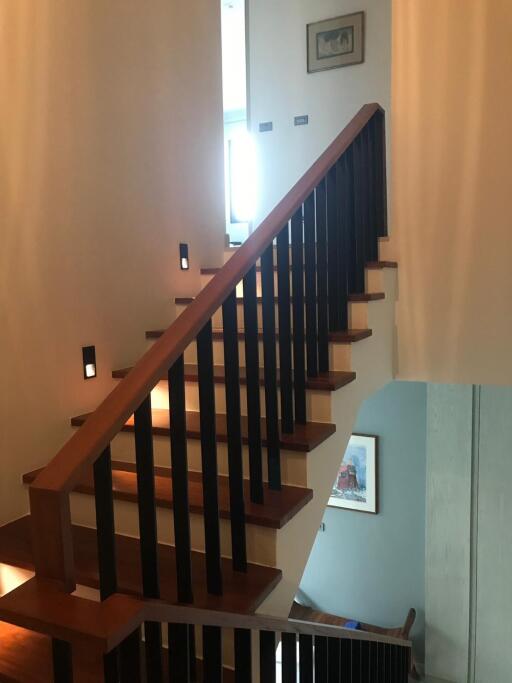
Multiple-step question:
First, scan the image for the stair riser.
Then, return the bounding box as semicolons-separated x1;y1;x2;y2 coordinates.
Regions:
148;381;333;422
182;337;352;372
69;493;278;566
176;300;370;331
110;432;309;487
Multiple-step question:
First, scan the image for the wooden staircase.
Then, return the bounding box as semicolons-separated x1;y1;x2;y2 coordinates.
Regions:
0;105;412;681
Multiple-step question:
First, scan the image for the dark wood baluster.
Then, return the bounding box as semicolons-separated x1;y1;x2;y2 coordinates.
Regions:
344;146;358;294
277;225;294;434
304;192;318;378
119;629;142;683
168;356;193;601
282;632;297;683
169;623;191;682
327;638;341;681
243;266;265;503
369;641;378;682
234;628;252;683
363;125;378;263
314;636;328;683
315;180;329;373
259;630;276;683
52;640;73;683
291;207;307;424
377;642;385;683
261;244;281;490
376;110;388;237
134;394;163;681
188;625;197;682
352;135;366;294
196;320;223;594
352;640;362;683
336;158;349;331
326;166;341;331
385;644;391;683
299;634;313;683
341;639;352;682
222;290;247;570
203;626;222;683
94;445;120;681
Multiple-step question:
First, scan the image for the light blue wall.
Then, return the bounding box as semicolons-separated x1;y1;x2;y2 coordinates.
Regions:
299;381;427;661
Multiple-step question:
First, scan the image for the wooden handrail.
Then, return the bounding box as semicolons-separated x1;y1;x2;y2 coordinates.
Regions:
0;579;411;652
31;103;381;496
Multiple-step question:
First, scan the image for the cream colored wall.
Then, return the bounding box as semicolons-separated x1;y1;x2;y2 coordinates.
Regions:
0;0;225;523
391;0;512;384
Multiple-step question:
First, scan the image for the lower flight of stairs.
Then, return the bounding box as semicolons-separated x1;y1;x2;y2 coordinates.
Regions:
0;245;398;680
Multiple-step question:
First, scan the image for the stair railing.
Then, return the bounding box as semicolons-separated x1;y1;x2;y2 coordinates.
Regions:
28;103;388;681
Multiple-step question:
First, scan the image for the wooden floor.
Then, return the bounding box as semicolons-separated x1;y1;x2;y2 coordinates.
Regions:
71;408;336;452
24;462;313;529
0;517;281;614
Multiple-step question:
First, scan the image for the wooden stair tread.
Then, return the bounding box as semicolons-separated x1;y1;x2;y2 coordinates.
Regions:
23;464;312;530
200;261;397;275
112;365;356;392
175;293;385;304
71;409;335;453
146;328;372;343
0;517;281;614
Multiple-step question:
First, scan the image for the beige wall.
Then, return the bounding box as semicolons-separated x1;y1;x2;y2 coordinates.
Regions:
391;0;512;384
0;1;225;523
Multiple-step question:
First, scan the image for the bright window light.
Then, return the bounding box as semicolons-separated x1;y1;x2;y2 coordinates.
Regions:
229;131;257;223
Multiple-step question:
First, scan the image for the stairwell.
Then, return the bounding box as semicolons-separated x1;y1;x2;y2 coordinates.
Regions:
0;105;410;681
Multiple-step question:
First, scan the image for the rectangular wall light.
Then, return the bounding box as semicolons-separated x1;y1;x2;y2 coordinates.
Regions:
180;243;189;270
82;346;97;379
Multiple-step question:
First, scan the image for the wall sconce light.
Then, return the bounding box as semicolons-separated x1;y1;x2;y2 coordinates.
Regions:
180;243;189;270
82;346;97;380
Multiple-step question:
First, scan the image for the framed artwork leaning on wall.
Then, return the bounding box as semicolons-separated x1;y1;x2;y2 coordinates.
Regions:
307;11;365;73
329;434;378;514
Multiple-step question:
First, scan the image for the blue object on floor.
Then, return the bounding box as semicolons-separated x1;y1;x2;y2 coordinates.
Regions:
344;620;361;630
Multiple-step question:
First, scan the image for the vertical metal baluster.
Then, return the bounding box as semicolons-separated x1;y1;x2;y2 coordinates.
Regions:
134;394;163;681
352;136;366;294
327;638;340;681
203;625;222;683
196;320;223;594
326;166;341;331
277;225;294;434
363;125;378;263
341;639;352;682
377;642;385;683
336;159;349;331
222;290;247;571
169;623;191;682
260;631;276;683
235;629;252;683
304;192;318;378
94;445;120;681
315;181;329;373
299;634;313;683
243;266;265;502
291;207;307;424
261;244;281;490
282;632;297;683
352;640;362;683
314;636;328;683
344;146;358;294
168;357;192;682
168;356;193;600
376;109;388;237
368;116;379;256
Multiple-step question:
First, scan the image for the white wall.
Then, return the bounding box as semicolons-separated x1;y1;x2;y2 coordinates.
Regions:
248;0;391;225
0;0;225;523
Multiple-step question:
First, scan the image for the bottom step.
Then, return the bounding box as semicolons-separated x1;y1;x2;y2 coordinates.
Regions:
0;517;281;614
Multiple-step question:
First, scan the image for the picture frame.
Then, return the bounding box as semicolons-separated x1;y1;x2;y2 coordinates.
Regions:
307;12;365;74
328;434;378;514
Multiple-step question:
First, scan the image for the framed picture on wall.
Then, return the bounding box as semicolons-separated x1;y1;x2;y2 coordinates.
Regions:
307;12;365;74
329;434;378;514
